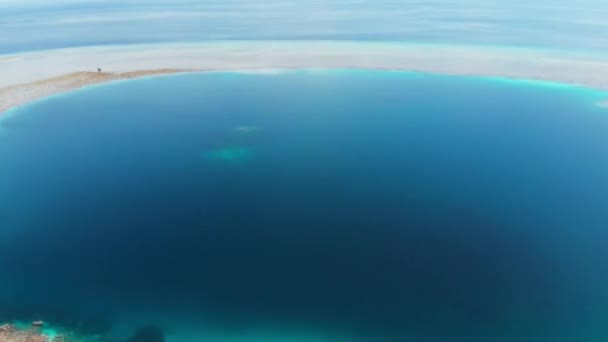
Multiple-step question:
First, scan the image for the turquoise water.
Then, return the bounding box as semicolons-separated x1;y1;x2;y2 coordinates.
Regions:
1;70;608;341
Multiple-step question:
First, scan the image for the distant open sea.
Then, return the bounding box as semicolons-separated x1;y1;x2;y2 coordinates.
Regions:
2;1;608;54
1;70;608;341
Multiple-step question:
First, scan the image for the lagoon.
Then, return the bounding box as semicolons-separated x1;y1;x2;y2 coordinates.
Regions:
1;70;608;341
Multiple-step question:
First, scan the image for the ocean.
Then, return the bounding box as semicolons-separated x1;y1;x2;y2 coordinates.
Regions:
2;0;608;55
1;70;608;341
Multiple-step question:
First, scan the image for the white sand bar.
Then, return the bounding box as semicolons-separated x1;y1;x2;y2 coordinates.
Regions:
2;41;608;113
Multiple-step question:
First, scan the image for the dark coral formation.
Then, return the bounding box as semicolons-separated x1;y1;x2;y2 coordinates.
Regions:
126;325;165;342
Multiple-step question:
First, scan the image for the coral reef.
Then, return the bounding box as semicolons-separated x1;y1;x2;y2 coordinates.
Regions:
0;321;67;342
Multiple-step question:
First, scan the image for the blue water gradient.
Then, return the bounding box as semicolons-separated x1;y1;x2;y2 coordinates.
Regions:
1;71;608;340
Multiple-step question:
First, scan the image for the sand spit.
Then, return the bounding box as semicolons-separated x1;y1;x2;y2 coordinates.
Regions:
0;69;192;113
2;41;608;114
0;56;18;62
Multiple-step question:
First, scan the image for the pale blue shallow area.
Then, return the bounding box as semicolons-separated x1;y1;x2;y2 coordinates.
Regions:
1;0;608;54
1;70;608;340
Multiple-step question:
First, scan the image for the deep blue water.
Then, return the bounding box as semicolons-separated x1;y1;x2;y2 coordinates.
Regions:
1;71;608;341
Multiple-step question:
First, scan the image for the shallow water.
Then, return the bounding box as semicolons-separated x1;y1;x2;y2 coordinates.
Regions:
1;70;608;341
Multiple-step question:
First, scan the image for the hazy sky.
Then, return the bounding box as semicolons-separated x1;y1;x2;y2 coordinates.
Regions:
1;0;608;54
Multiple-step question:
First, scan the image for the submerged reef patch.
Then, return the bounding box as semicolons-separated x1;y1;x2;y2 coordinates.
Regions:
204;146;253;162
0;321;67;342
233;125;260;134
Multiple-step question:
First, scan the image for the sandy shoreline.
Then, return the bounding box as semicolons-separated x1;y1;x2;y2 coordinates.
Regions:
2;41;608;114
0;69;195;114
